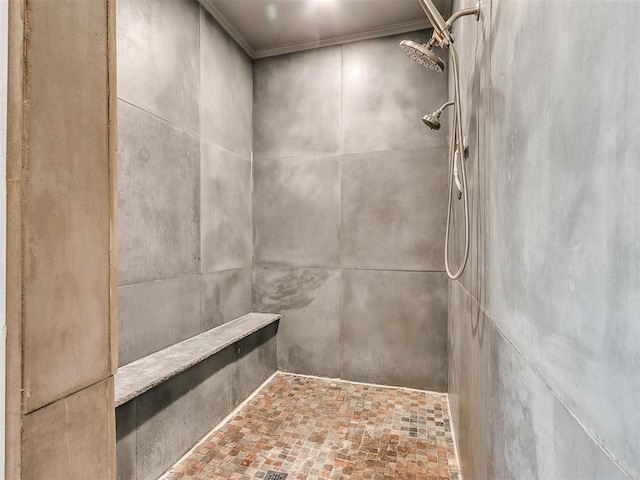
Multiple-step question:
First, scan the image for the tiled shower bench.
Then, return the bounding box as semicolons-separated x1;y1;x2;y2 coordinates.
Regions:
115;313;280;480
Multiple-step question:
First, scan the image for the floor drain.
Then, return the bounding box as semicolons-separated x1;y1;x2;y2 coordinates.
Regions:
264;471;288;480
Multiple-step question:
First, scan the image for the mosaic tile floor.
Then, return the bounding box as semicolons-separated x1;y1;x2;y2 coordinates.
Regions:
164;373;460;480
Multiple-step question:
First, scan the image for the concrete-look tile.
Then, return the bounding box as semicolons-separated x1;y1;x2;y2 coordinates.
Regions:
253;46;341;158
117;0;200;132
451;57;488;302
451;0;639;476
487;322;627;480
233;323;278;404
449;0;491;308
201;140;251;272
342;148;448;271
341;269;448;391
253;267;341;378
117;100;200;286
486;320;540;480
448;281;489;480
136;347;235;480
549;396;629;480
486;1;640;475
253;156;341;268
342;30;449;153
23;380;114;479
118;276;201;366
116;401;137;480
201;268;251;331
200;10;252;158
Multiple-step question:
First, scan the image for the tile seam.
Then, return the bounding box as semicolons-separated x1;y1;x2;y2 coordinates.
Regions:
253;266;446;274
23;376;111;416
455;283;632;479
116;97;200;139
119;269;252;290
253;145;449;162
279;371;445;396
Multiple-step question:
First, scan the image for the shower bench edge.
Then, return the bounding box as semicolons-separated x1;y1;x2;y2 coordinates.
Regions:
114;312;281;407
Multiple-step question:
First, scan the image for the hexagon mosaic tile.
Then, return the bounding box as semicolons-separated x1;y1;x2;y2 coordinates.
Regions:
163;373;460;480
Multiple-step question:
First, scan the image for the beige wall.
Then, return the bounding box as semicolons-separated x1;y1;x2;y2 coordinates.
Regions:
6;0;117;477
0;0;8;474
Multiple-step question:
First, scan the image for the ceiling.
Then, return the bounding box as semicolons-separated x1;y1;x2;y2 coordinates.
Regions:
199;0;451;59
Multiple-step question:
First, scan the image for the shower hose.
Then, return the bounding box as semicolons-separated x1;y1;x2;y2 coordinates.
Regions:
444;44;470;280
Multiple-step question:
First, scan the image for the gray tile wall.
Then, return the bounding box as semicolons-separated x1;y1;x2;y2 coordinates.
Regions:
117;0;253;366
252;31;450;391
448;0;639;477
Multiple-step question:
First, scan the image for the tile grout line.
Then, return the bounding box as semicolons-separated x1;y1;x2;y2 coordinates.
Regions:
279;370;445;396
116;97;199;139
253;145;449;163
456;282;633;480
338;44;345;380
118;96;250;161
339;43;345;381
197;8;204;334
253;266;447;274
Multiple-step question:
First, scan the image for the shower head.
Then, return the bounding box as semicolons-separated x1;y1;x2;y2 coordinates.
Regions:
422;101;454;130
422;112;442;130
399;40;445;72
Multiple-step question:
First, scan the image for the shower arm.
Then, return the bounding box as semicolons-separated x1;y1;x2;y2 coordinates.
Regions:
446;3;481;30
423;2;481;49
435;100;455;115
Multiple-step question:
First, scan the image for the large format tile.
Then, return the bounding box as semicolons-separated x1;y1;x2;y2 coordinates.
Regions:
118;101;200;286
23;380;114;479
200;10;252;158
342;149;448;271
450;279;627;480
253;267;341;378
341;269;448;391
342;31;449;153
452;127;489;305
201;268;252;331
487;321;627;480
448;282;490;480
117;0;200;132
136;347;235;480
450;0;491;307
449;34;488;301
201;141;251;273
118;276;201;366
253;46;341;158
233;323;278;404
486;1;640;475
116;401;137;480
253;156;341;268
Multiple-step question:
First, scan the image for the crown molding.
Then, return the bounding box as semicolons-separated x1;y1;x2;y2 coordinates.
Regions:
199;0;256;58
252;19;431;59
198;1;431;60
